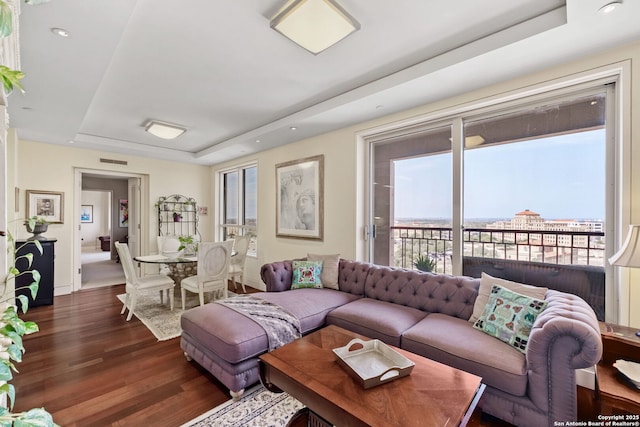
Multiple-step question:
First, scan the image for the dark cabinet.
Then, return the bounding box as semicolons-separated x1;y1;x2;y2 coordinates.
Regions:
15;239;56;307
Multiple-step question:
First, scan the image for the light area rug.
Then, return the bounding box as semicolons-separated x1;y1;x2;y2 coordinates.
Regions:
116;291;237;341
180;384;304;427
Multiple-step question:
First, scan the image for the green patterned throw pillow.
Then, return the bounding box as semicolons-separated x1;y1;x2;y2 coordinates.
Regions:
473;284;548;353
291;260;323;289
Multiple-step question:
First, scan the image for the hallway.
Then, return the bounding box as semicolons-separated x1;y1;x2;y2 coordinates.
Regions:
81;246;125;288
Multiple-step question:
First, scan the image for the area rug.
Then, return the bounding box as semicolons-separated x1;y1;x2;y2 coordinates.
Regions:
180;384;304;427
116;291;237;341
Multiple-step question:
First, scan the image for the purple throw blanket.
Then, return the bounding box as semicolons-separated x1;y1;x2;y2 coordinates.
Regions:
216;295;301;351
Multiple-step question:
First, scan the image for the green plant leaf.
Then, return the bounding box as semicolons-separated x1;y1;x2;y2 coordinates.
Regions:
0;65;25;93
3;330;23;351
28;282;39;299
33;240;43;255
0;0;13;38
0;360;12;381
31;269;41;285
14;408;58;427
0;383;15;410
23;321;39;335
17;294;29;314
7;343;23;362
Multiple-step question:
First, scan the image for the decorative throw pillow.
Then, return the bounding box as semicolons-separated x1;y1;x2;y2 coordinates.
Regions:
307;253;340;290
469;273;547;324
473;284;548;353
291;260;323;289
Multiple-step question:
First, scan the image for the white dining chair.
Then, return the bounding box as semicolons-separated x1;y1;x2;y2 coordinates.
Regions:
115;241;175;321
180;240;233;310
228;235;251;293
157;235;181;256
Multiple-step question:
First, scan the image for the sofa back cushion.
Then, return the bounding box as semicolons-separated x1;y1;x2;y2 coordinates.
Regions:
364;264;480;320
337;259;370;296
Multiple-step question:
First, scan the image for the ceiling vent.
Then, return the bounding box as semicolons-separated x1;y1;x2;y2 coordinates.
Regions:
100;158;128;166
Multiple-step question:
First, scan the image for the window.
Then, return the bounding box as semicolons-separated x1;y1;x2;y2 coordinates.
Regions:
367;83;614;321
220;164;257;255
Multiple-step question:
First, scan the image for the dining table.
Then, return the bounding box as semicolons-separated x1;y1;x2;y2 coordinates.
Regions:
134;253;198;285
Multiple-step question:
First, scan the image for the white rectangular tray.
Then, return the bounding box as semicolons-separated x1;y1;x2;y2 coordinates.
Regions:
333;338;415;389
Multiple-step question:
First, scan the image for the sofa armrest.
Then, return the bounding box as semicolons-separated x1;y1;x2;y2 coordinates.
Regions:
525;289;602;422
260;261;294;292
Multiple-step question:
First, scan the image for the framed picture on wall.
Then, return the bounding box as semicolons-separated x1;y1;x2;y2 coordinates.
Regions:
275;155;324;240
80;205;93;223
26;190;64;224
119;199;128;227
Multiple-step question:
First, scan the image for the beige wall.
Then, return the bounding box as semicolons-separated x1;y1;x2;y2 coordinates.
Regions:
8;40;640;327
9;142;212;294
214;40;640;327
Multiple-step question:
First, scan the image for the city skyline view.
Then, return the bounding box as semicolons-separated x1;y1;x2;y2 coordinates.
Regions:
394;129;605;221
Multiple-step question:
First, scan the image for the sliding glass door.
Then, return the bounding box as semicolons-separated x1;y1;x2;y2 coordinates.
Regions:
367;85;612;320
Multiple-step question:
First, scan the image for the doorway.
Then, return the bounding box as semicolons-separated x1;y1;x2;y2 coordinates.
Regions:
74;169;147;292
80;189;124;288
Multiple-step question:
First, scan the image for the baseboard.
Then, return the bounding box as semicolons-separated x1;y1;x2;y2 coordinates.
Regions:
576;366;596;390
54;284;72;296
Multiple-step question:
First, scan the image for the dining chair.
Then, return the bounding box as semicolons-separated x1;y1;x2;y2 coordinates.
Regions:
157;235;181;256
228;235;251;293
180;240;233;310
115;241;175;321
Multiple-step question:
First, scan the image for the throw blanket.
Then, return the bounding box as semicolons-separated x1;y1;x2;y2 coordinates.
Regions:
216;295;301;351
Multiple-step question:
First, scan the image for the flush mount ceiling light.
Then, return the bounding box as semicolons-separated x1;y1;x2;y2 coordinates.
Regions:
144;120;186;140
270;0;360;55
599;1;622;14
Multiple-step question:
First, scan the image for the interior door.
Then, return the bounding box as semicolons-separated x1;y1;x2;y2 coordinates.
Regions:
127;178;141;258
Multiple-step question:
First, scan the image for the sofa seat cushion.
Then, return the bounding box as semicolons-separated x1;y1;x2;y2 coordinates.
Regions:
402;313;527;397
326;298;428;346
257;288;361;333
181;289;360;365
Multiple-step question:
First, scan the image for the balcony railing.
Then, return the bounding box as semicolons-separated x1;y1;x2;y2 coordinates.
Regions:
391;226;605;273
390;225;606;320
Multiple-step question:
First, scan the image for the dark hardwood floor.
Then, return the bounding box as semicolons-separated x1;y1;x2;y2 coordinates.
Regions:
12;283;597;426
13;284;230;426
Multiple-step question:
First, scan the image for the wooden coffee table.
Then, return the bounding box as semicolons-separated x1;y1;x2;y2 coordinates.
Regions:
259;325;485;427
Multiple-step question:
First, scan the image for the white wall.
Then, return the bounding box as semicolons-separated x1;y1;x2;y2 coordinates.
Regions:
80;190;110;248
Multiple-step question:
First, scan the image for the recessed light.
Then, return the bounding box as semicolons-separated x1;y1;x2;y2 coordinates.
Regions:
68;140;75;144
599;1;622;14
255;139;261;143
51;27;70;37
290;126;297;131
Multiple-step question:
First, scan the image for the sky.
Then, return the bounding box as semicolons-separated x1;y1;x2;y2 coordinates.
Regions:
394;129;605;221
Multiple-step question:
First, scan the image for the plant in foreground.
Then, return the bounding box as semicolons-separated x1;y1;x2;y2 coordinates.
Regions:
0;219;58;426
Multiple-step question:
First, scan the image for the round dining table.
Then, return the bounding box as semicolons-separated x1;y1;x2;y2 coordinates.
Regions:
134;253;198;285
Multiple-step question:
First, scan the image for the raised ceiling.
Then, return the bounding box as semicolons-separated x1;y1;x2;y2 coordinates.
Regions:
7;0;640;165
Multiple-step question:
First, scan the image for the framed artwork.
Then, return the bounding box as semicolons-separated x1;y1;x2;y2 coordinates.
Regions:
80;205;93;223
276;154;324;240
26;190;64;224
119;199;128;227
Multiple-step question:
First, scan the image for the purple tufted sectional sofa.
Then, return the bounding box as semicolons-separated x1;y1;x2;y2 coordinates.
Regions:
180;259;602;427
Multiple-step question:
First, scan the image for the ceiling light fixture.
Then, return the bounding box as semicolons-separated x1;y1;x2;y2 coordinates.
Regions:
144;120;187;140
270;0;360;55
598;1;622;14
51;27;70;37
